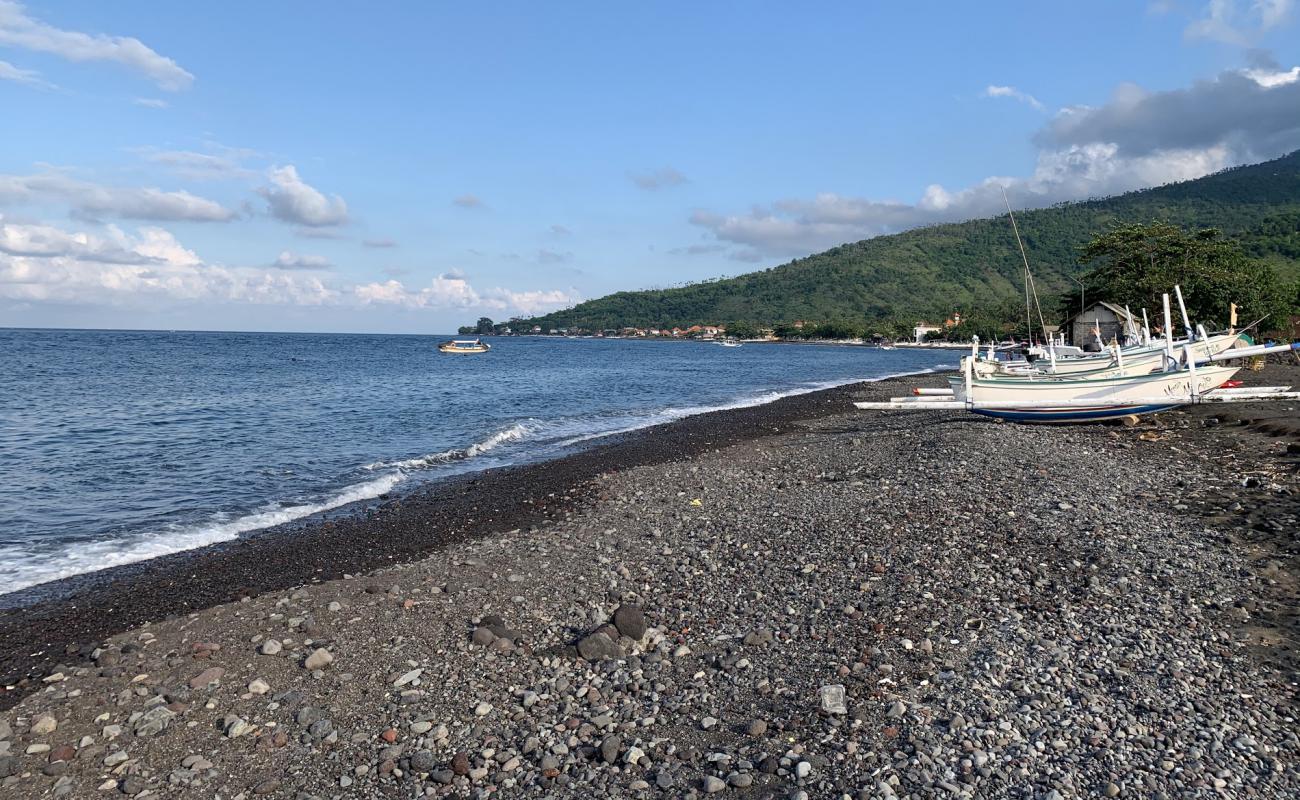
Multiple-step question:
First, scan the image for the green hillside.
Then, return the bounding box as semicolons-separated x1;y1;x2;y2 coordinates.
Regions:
514;150;1300;331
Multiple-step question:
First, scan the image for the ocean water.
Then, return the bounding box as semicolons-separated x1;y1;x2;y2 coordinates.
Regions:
0;329;955;595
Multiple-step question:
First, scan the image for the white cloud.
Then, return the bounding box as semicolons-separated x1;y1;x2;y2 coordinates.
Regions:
983;84;1045;111
258;165;348;227
139;149;255;180
1243;64;1300;86
0;57;51;87
691;63;1300;257
0;218;336;306
0;218;574;320
272;251;332;270
0;1;193;90
1185;0;1294;44
132;97;168;108
453;193;484;208
354;273;579;315
0;171;236;222
629;166;689;190
362;237;397;248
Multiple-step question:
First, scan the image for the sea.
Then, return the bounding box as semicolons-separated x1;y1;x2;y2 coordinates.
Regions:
0;329;955;597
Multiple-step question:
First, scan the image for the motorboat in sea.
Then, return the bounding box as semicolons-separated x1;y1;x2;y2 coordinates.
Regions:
715;340;742;348
438;338;491;354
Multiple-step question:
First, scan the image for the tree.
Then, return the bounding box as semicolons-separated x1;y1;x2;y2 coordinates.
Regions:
1078;222;1287;330
475;317;494;334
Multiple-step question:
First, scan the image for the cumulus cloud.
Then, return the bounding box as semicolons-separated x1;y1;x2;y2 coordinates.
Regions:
691;63;1300;257
629;166;689;190
0;218;336;306
0;217;575;319
258;165;348;227
1185;0;1293;45
452;194;483;208
1040;65;1300;159
271;251;332;270
354;273;579;315
983;84;1045;111
0;57;52;87
0;171;236;222
0;1;193;90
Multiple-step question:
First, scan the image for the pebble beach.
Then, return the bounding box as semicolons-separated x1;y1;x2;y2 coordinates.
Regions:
1;366;1297;799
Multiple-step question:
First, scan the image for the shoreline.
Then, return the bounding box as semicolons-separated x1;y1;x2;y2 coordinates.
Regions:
0;365;1294;796
0;370;944;709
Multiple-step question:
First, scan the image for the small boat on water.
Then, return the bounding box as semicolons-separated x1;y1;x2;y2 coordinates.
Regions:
715;340;742;348
438;338;491;354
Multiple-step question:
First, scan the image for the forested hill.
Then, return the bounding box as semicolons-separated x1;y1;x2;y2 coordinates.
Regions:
514;150;1300;331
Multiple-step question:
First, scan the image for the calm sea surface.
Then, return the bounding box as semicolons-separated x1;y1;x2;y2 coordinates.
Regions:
0;329;954;594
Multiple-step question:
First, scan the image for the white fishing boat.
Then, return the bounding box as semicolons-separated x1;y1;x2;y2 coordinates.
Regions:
438;338;491;354
854;292;1300;423
715;340;742;348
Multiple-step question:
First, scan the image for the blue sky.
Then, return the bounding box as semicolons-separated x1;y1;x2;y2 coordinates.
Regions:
2;1;1299;333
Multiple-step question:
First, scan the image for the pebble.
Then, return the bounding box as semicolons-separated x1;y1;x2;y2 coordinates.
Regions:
303;648;333;671
259;639;283;656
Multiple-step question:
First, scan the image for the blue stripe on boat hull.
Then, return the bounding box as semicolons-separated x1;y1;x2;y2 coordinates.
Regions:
970;403;1182;424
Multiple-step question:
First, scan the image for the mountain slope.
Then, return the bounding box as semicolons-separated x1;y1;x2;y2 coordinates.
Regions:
517;151;1300;330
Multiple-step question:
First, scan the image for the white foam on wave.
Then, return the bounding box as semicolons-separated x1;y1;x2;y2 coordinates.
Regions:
0;470;407;596
364;420;539;471
2;364;957;597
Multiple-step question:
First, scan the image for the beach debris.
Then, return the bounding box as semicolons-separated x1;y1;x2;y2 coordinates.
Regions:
819;684;847;715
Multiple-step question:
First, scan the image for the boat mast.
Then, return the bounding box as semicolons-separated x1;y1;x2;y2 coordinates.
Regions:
1002;187;1048;346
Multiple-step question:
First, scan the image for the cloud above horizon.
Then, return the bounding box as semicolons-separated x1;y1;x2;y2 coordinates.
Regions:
271;250;332;270
690;62;1300;258
258;165;349;227
0;171;237;223
0;217;577;317
0;1;193;90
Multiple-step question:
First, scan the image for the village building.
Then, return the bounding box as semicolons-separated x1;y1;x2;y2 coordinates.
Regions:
912;322;942;343
1062;301;1138;347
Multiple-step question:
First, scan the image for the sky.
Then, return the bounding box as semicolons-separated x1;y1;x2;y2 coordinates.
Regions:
2;1;1299;333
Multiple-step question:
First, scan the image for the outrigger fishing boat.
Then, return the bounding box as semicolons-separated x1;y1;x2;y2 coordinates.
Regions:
437;338;491;354
855;291;1300;423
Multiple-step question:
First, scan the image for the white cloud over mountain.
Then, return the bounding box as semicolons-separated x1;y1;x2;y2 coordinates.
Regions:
691;63;1300;258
